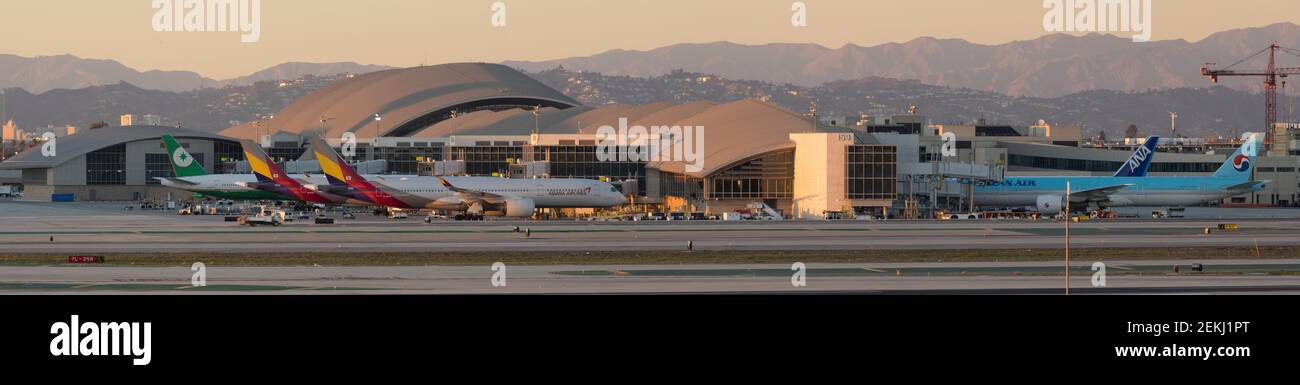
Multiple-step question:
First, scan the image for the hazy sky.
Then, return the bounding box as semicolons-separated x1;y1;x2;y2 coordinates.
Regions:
0;0;1296;79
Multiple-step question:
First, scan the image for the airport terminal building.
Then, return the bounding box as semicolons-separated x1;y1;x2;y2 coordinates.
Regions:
4;62;1298;216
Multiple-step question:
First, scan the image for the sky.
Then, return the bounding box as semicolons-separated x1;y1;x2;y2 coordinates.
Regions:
0;0;1296;79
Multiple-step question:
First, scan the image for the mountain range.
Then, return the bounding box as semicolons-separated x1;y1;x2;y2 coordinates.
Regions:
3;67;1290;140
3;23;1297;98
0;55;392;94
505;23;1300;98
1;23;1297;138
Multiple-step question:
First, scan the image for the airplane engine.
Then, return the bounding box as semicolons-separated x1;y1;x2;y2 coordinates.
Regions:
1036;194;1063;213
503;198;536;218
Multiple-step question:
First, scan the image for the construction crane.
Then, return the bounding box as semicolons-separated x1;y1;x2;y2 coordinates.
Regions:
1201;43;1300;144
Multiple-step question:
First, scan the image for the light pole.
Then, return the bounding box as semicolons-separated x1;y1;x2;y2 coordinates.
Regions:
808;104;817;133
1168;111;1178;137
532;105;540;135
372;113;382;160
1065;179;1071;295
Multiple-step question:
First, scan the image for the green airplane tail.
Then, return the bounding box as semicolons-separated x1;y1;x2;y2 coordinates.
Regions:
161;134;207;177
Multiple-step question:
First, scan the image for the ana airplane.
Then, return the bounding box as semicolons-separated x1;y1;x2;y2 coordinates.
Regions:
1113;135;1159;177
308;137;626;217
975;133;1267;212
154;134;283;200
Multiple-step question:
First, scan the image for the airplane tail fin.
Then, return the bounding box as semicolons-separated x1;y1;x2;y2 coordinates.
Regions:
1212;132;1261;181
1113;135;1159;177
309;137;361;186
308;137;412;208
161;135;207;177
240;139;288;183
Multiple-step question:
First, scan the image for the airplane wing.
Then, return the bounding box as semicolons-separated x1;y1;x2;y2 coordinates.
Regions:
1225;180;1269;192
156;177;198;186
436;176;510;204
1068;183;1134;203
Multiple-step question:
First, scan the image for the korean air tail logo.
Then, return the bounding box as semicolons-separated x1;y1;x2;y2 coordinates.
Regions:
1232;154;1251;172
173;147;194;167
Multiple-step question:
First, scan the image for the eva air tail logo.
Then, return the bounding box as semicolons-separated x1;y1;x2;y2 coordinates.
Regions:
173;147;194;168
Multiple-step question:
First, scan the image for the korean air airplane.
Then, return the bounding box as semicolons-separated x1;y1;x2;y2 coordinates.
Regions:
975;133;1267;212
307;137;626;217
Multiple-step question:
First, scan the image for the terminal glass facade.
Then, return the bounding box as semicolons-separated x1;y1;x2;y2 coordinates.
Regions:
374;145;444;174
446;146;523;176
707;150;794;199
214;141;243;174
846;145;898;200
524;145;647;196
86;144;126;185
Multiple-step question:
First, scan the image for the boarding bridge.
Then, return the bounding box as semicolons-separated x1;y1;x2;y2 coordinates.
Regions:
898;161;1004;217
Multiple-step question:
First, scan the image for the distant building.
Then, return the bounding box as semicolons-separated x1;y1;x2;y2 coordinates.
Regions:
142;114;162;126
1;120;14;142
65;125;77;136
120;114;136;126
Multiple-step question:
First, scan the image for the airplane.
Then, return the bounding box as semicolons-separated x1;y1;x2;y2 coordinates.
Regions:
234;139;371;206
975;133;1267;212
154;134;284;200
307;137;626;217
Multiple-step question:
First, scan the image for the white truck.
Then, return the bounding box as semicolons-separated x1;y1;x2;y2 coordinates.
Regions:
239;207;286;227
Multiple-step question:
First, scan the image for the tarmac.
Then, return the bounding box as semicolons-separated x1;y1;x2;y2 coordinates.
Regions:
4;201;1300;294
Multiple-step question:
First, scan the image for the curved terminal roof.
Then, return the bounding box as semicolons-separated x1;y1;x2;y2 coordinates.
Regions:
219;63;579;139
646;99;850;177
0;126;233;169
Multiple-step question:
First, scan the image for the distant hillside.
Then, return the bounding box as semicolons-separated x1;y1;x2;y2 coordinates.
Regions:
0;74;347;133
1;67;1289;139
0;55;392;94
0;54;216;94
219;62;395;87
527;68;1290;139
506;23;1300;98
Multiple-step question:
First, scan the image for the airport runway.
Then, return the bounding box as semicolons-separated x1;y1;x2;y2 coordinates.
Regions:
5;201;1300;253
1;260;1298;294
5;201;1300;294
